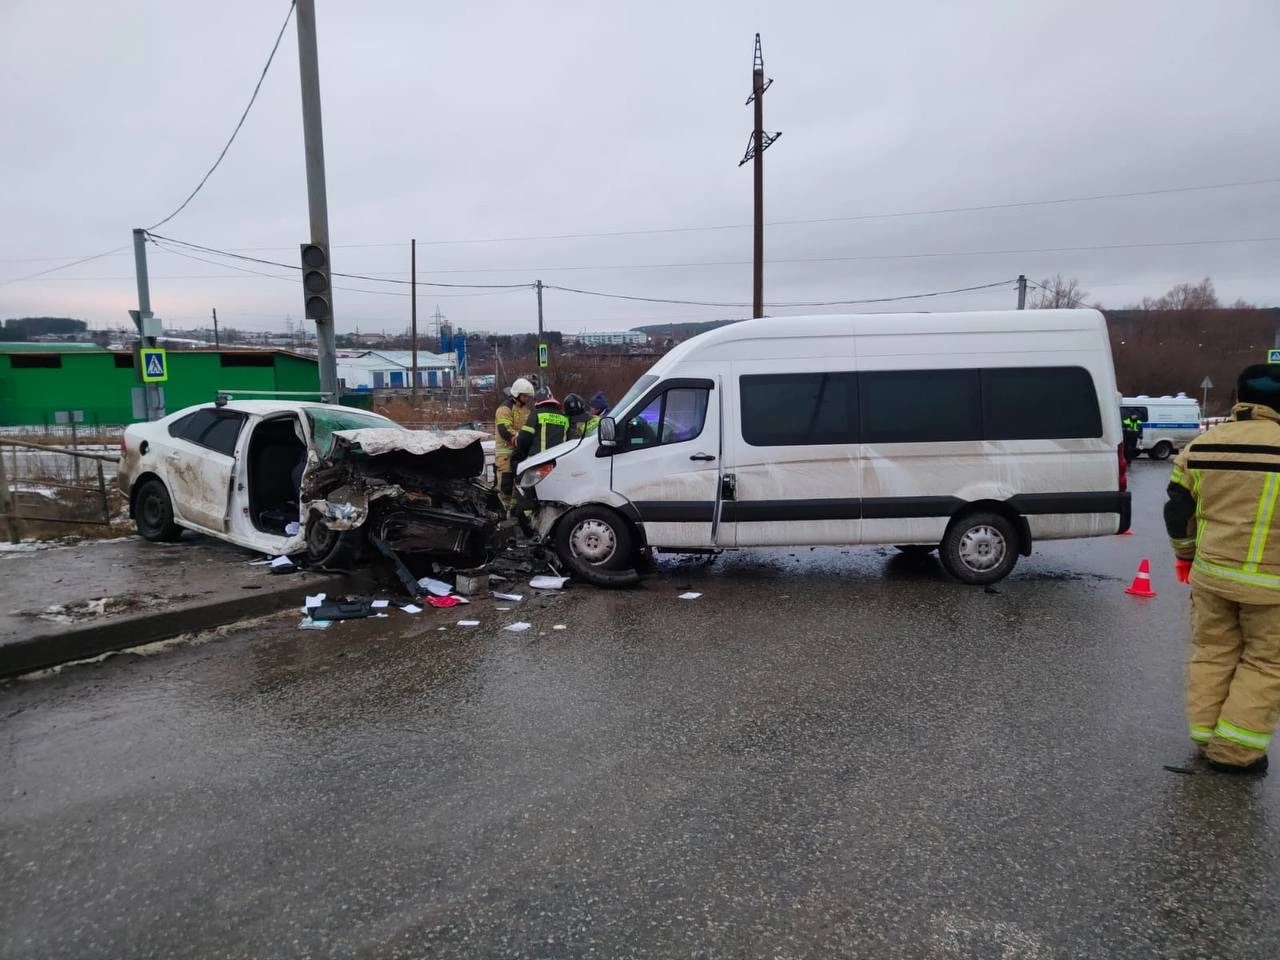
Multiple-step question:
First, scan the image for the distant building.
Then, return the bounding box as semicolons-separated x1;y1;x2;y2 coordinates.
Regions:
565;330;648;347
335;350;456;391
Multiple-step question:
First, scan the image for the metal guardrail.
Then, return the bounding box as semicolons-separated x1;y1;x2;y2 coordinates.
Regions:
0;437;119;542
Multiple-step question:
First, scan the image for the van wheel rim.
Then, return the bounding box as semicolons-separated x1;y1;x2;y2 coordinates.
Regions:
570;519;616;564
958;525;1005;572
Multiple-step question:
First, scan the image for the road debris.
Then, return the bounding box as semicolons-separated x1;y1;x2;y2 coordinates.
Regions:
678;591;702;600
311;600;374;621
493;591;523;602
425;596;463;608
504;622;532;632
297;617;331;630
400;604;423;614
418;576;454;597
530;575;569;590
457;619;480;627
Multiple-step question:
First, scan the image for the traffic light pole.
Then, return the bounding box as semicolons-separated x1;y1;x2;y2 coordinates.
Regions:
296;0;338;400
131;228;163;421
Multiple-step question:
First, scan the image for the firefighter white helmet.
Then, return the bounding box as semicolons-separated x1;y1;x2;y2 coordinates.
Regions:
510;377;535;398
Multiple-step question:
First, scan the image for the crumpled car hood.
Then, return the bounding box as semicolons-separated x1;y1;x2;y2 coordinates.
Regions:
328;427;491;459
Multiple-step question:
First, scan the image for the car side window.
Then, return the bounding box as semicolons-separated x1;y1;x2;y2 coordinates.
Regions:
170;409;247;457
624;388;709;450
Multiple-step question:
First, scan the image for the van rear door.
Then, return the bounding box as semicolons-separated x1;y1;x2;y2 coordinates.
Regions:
608;377;725;549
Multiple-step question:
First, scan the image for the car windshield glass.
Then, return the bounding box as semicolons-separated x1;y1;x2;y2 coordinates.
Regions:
610;374;659;420
306;408;397;456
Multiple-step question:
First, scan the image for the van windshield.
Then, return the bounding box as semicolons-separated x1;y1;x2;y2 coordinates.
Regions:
611;374;659;420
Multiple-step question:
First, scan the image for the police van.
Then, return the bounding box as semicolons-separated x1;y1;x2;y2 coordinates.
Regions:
517;309;1130;586
1120;394;1202;460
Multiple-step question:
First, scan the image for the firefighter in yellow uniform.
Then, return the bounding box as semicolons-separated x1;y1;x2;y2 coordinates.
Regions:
494;378;534;510
1165;363;1280;775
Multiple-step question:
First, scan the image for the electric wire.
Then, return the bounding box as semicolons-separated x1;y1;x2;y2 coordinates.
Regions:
144;1;297;231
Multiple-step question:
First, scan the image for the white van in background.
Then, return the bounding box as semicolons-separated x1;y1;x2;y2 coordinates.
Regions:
517;309;1130;587
1120;394;1202;460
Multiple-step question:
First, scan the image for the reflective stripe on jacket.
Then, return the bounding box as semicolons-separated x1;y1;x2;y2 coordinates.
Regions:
1165;402;1280;604
494;401;528;456
514;407;569;463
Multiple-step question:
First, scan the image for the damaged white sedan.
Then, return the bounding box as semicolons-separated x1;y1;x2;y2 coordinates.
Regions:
117;400;503;569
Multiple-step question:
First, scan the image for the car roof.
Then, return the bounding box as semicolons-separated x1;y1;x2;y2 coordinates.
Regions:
194;400;391;418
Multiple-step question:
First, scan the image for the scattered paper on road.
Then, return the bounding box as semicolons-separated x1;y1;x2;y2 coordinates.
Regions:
417;577;453;597
426;595;462;608
401;604;423;614
285;521;301;536
457;619;480;627
678;592;702;600
270;555;295;569
530;575;569;590
493;591;523;602
371;599;390;608
248;558;274;566
298;617;330;630
303;593;326;610
504;622;532;632
553;624;567;630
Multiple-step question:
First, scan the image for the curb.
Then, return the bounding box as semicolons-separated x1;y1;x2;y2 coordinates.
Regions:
0;572;352;679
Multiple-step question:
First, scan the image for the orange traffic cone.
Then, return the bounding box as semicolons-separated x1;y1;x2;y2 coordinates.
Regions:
1125;558;1157;598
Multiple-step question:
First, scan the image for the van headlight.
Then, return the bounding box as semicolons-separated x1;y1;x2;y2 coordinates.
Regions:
519;461;556;488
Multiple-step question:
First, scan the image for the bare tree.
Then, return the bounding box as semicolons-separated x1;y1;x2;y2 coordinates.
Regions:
1030;274;1089;309
1136;277;1219;311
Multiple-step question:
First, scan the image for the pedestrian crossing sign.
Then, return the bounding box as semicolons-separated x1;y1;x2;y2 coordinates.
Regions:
1268;349;1280;365
140;348;169;383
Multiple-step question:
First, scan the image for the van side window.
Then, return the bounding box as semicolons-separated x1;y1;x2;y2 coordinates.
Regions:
860;370;982;443
625;388;709;450
984;367;1102;439
740;373;859;446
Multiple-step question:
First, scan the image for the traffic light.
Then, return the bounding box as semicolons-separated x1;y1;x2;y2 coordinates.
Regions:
300;242;332;321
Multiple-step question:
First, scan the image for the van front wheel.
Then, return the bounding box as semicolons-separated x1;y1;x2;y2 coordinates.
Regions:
940;511;1020;585
555;505;635;584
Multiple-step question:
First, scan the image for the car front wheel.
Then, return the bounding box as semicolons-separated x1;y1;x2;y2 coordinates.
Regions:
939;511;1020;585
134;478;183;542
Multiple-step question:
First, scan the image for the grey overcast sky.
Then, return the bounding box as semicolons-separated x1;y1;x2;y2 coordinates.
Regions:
2;0;1278;336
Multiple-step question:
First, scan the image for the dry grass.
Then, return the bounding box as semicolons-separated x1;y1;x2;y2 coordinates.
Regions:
375;354;656;428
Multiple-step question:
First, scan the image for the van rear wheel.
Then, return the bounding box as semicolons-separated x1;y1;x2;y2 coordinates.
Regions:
940;511;1020;585
1149;440;1173;460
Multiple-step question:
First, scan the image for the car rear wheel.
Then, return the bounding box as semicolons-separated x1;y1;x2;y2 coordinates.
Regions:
134;478;183;542
1149;440;1173;460
555;505;635;584
939;511;1020;585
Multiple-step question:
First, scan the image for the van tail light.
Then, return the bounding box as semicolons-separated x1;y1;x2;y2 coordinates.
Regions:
1117;443;1128;492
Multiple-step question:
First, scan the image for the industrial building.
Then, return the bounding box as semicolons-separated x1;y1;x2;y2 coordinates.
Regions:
0;346;321;427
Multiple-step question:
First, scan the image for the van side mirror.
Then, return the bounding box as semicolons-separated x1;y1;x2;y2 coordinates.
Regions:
598;417;617;447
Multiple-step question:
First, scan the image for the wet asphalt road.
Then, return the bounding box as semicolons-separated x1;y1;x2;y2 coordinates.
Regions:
4;462;1280;960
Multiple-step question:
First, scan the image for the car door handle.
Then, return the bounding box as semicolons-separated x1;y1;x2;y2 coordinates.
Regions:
689;453;716;462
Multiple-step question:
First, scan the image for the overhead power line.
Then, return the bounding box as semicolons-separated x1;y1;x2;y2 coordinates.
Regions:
543;279;1017;309
145;1;297;231
147;232;531;289
0;245;131;286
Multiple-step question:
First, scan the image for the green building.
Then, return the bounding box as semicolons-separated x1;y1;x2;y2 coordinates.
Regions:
0;346;321;427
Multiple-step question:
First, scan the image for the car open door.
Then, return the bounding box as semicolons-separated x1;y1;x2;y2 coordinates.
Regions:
607;377;728;549
163;408;246;534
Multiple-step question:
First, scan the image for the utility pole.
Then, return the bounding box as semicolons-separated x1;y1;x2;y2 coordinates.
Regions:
130;228;163;421
535;279;548;387
410;238;418;404
212;307;220;348
296;0;338;400
739;34;780;320
1016;275;1027;310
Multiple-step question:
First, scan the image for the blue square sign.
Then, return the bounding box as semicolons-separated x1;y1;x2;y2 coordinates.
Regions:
140;348;169;383
1269;349;1280;365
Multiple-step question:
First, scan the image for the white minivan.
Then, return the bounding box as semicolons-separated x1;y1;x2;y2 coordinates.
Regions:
517;309;1131;586
1120;394;1202;460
